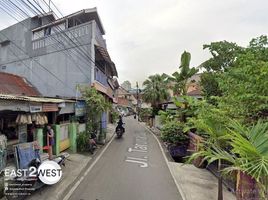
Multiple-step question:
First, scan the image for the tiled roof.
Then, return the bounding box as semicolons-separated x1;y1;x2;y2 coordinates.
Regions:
187;89;202;96
0;72;40;96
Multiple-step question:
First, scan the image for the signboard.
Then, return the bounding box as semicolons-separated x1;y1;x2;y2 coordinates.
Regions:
30;105;42;113
18;124;27;143
75;101;86;116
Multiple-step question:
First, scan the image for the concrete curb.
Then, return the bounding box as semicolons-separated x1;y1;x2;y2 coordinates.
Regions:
142;124;187;200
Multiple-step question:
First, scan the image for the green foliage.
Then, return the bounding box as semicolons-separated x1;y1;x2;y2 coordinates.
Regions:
200;72;222;104
200;35;268;122
201;41;242;72
172;96;203;124
80;87;111;134
77;131;89;152
199;41;241;103
161;120;189;145
110;110;120;124
139;108;152;121
169;51;199;95
218;36;268;122
143;73;170;114
190;120;268;198
158;110;178;124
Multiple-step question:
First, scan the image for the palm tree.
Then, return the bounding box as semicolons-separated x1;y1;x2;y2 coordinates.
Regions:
191;120;268;199
143;73;170;115
169;51;199;96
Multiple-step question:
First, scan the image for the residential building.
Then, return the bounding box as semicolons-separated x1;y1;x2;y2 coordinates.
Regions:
0;8;118;100
121;80;132;91
0;72;78;167
115;86;137;115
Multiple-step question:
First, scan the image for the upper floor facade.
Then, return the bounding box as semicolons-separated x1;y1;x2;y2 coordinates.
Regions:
0;8;118;99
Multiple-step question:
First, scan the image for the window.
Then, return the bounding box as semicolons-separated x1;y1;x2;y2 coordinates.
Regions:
32;30;44;40
1;66;6;71
0;40;10;47
44;27;51;36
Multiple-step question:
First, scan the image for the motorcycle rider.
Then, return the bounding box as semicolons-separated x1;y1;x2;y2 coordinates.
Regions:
116;115;125;133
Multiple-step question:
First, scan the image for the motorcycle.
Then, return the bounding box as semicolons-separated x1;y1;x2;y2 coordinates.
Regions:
87;131;97;154
5;143;68;200
116;123;125;138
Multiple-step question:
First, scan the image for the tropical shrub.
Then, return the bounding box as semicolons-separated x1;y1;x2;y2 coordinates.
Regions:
139;108;152;122
158;110;178;124
77;131;89;152
80;87;111;137
110;110;120;124
161;121;189;145
190;120;268;199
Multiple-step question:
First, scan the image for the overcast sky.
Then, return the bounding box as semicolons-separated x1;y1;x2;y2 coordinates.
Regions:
0;0;267;87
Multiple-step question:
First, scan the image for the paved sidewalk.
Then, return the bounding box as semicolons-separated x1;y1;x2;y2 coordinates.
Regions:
169;163;235;200
106;123;116;142
145;124;236;200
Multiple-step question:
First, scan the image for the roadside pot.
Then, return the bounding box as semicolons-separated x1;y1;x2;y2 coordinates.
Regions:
188;132;205;168
236;171;259;200
168;144;188;162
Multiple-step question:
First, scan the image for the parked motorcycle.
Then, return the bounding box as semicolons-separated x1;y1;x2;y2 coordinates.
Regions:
87;131;98;154
5;146;68;200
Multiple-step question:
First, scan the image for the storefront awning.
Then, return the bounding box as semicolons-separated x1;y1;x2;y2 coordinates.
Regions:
0;94;75;103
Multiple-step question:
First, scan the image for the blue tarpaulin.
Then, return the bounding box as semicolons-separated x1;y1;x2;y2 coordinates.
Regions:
15;143;38;169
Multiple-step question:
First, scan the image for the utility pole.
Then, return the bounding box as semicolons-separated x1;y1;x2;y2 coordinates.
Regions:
136;82;139;121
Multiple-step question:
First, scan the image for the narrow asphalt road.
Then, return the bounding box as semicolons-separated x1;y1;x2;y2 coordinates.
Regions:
68;117;183;200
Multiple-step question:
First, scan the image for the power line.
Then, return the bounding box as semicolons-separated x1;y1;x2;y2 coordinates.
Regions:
0;1;92;81
22;0;99;75
39;0;101;69
0;1;113;96
0;5;77;94
0;31;75;94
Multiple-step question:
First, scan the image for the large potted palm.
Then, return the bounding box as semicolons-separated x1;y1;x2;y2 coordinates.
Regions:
191;120;268;199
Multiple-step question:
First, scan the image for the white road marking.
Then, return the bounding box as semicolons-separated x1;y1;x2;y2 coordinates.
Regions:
128;147;147;153
125;159;148;168
126;156;148;161
62;134;116;200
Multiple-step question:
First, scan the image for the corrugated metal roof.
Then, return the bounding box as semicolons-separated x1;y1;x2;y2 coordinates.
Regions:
0;72;40;96
0;94;75;103
95;45;118;77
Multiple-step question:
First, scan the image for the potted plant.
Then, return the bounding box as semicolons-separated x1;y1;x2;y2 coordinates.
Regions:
161;120;189;161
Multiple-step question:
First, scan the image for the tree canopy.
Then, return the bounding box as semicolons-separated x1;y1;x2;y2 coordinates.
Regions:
143;73;170;114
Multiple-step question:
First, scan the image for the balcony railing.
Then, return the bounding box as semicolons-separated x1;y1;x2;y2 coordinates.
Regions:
32;22;91;50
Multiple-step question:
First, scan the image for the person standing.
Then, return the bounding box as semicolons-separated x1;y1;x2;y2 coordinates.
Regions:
47;125;54;160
